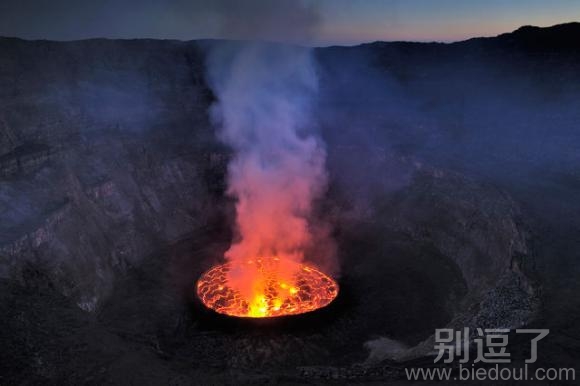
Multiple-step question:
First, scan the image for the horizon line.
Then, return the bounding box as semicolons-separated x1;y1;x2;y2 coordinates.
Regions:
0;21;578;48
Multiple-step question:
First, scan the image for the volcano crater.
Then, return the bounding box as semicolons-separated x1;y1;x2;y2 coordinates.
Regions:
93;161;538;377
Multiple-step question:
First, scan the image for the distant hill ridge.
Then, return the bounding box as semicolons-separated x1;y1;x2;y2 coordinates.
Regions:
493;22;580;50
0;22;579;49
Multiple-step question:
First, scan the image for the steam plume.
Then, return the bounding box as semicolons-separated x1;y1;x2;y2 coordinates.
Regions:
206;42;330;299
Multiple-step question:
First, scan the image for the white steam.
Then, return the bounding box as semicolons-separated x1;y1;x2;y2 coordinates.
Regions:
206;42;332;297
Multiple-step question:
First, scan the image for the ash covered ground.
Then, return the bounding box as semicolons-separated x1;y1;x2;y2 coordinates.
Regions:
1;24;580;384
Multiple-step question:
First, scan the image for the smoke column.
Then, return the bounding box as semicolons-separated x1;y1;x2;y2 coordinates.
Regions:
206;42;330;302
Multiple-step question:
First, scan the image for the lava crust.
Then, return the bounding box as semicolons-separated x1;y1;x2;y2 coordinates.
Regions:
196;259;338;318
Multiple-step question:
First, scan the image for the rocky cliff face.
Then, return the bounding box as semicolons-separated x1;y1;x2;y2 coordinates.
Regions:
323;153;538;364
0;37;537;320
0;38;228;310
0;36;546;383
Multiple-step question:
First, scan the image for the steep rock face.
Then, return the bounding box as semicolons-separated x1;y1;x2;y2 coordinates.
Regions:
0;37;537;328
0;38;210;142
326;155;538;364
0;38;226;310
0;137;221;311
385;167;529;294
0;36;546;382
327;147;533;303
381;166;537;361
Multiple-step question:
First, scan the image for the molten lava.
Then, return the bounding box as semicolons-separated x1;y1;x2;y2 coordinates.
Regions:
196;258;338;318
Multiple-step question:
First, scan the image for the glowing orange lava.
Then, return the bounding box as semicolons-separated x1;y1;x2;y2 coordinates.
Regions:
196;258;338;318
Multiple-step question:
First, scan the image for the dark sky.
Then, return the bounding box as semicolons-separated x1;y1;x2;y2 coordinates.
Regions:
1;0;578;45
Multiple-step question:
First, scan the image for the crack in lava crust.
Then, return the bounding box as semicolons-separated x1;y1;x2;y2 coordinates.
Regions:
196;259;339;318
